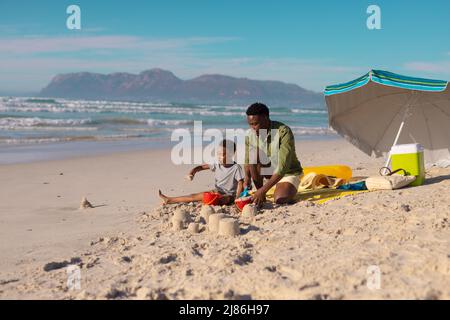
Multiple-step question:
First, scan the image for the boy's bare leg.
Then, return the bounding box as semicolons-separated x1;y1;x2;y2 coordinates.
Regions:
158;190;204;204
217;195;234;206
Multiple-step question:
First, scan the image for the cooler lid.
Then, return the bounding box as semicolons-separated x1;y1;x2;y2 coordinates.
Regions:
390;143;424;154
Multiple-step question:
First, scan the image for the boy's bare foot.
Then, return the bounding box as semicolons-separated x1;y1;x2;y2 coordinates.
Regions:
158;190;172;204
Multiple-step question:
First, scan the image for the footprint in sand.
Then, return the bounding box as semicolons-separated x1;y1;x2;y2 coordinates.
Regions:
159;254;177;264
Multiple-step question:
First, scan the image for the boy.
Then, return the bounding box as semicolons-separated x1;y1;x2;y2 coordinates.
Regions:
158;140;244;205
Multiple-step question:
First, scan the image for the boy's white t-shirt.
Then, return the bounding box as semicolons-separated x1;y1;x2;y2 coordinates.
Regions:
209;162;244;196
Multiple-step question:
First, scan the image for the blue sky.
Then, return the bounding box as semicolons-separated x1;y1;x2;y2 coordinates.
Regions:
0;0;449;93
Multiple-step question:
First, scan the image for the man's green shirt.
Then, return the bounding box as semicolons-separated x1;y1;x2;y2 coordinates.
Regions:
245;120;303;177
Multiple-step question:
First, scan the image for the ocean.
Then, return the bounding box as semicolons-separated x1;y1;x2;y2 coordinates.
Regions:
0;96;337;163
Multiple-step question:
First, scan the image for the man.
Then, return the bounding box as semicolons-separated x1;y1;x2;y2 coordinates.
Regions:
244;102;303;205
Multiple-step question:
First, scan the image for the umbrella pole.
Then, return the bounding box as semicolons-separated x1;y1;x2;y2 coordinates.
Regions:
382;120;405;174
382;94;417;174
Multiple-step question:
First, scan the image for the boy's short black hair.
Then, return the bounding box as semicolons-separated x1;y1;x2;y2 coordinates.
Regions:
246;102;270;117
220;139;236;153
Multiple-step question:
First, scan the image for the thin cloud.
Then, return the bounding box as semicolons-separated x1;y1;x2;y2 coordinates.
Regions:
404;61;450;75
0;35;239;54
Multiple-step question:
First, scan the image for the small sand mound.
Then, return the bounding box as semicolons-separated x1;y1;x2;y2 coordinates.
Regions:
79;197;94;210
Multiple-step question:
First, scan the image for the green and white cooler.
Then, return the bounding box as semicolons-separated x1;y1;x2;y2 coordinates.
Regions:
390;143;425;186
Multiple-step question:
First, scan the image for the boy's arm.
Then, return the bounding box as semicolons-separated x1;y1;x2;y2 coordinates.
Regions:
188;164;210;178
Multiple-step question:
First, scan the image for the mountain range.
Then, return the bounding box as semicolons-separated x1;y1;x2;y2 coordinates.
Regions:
40;68;324;106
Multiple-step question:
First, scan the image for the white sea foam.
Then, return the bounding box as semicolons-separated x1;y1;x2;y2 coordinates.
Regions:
291;126;336;136
0;98;290;116
0;133;145;145
0;103;240;115
0;117;92;128
291;109;328;114
146;119;193;126
0;126;98;132
0;97;331;145
0;116;194;130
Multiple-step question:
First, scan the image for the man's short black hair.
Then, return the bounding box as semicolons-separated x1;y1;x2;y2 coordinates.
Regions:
246;102;269;117
220;139;236;153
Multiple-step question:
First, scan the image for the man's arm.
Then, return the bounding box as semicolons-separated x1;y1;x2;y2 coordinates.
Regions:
243;135;252;188
273;127;295;177
235;180;244;199
243;165;252;189
252;173;282;205
252;127;292;205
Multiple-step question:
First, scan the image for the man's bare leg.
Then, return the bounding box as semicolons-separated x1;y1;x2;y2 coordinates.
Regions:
158;190;204;204
273;182;297;204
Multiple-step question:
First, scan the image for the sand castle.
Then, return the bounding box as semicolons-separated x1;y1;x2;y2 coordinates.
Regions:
200;205;215;223
79;197;94;210
212;206;225;213
207;213;241;236
218;218;240;237
188;222;200;234
173;208;190;222
171;208;190;230
242;204;257;218
208;213;226;233
169;206;241;237
171;219;184;231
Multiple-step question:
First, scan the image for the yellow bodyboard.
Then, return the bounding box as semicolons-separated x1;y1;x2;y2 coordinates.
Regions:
303;165;352;182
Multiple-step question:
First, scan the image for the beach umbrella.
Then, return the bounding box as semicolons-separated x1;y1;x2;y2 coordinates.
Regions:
324;70;450;168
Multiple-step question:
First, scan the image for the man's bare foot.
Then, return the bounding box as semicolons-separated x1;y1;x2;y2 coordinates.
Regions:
158;190;172;204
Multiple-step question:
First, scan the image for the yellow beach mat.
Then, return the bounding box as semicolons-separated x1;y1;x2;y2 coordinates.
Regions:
266;187;368;204
265;172;369;204
294;188;369;204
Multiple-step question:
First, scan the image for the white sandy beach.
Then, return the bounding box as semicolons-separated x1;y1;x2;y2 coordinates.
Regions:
0;138;449;300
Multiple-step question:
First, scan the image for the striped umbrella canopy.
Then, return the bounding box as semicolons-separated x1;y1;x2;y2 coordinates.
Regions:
324;70;450;168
